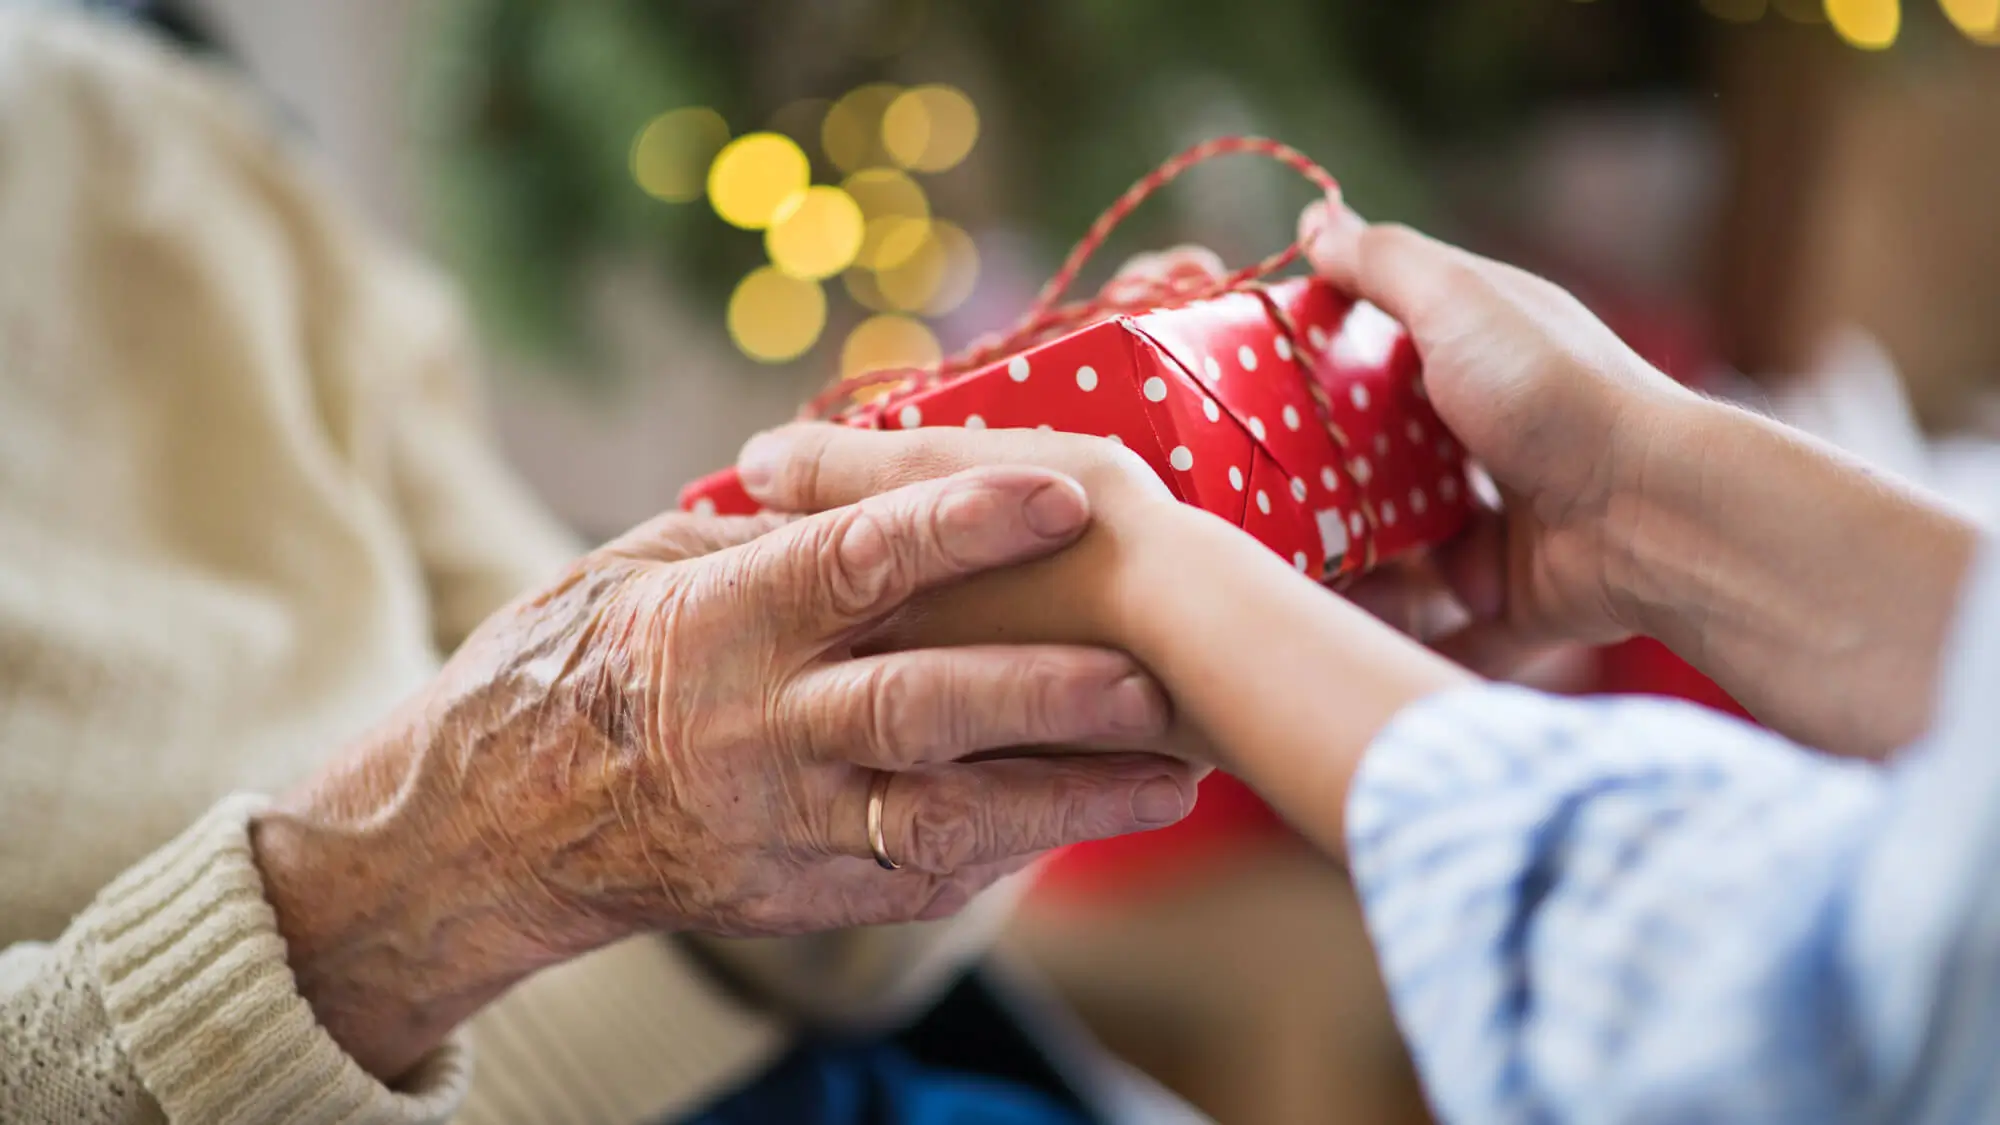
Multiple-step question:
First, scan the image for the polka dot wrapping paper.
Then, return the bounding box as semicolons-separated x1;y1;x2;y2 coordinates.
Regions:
680;276;1471;583
679;137;1473;584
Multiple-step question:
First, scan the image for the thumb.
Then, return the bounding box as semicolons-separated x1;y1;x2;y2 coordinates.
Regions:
1298;202;1482;349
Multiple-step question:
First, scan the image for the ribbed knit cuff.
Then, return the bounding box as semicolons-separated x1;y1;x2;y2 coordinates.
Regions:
83;793;472;1125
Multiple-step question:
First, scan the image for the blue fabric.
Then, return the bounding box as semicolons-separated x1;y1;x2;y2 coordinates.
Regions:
1345;546;2000;1124
685;1039;1092;1125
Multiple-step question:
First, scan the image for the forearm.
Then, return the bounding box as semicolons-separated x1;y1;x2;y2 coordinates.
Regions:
1611;395;1979;757
1108;505;1473;854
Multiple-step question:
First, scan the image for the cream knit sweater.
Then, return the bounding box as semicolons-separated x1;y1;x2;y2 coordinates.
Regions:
0;10;995;1123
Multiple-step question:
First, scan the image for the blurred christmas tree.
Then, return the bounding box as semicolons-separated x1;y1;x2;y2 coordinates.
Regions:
414;0;1715;376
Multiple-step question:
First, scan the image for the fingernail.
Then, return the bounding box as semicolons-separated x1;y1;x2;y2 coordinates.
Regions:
1105;673;1167;735
1020;477;1089;540
1305;200;1367;260
737;431;783;494
1130;777;1188;827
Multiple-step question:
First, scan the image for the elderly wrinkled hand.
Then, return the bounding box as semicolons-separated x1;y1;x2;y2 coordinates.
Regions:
250;466;1194;1081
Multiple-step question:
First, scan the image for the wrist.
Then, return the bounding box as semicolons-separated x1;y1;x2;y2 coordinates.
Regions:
250;726;572;1081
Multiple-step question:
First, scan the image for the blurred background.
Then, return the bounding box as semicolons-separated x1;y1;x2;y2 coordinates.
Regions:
162;0;2000;1120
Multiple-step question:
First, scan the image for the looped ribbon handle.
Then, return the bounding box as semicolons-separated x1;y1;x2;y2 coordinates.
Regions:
800;136;1340;421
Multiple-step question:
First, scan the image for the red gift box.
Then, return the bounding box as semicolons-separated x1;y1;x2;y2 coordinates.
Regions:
682;275;1472;583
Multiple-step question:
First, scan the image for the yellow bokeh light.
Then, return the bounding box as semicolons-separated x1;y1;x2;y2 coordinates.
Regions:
875;219;979;316
728;267;826;363
631;107;730;203
707;133;810;230
1940;0;2000;39
765;186;866;281
843;169;931;268
882;85;979;174
822;84;902;173
841;315;941;381
843;267;894;313
1825;0;1900;48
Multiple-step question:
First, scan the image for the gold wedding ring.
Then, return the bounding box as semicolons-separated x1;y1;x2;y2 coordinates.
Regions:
866;771;902;871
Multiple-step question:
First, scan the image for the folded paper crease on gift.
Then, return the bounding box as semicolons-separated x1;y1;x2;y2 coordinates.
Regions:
682;277;1471;584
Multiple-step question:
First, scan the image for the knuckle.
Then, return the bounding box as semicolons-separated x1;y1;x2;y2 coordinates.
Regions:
1013;652;1095;741
820;505;907;620
906;780;982;872
859;660;934;767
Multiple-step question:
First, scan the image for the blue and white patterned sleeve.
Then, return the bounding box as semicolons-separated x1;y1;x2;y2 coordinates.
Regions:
1346;548;2000;1125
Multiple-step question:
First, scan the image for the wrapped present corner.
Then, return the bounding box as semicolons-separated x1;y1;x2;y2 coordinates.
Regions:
681;276;1470;584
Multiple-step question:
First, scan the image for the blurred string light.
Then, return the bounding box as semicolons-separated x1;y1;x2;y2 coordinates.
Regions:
875;219;980;316
708;133;810;229
1940;0;2000;39
631;78;983;367
1680;0;1999;44
1826;0;1900;47
631;107;730;202
765;186;865;279
823;84;904;172
729;266;826;362
843;168;931;269
841;314;941;380
882;85;980;173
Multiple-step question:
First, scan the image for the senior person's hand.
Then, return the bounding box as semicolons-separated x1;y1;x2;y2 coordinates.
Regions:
249;466;1195;1082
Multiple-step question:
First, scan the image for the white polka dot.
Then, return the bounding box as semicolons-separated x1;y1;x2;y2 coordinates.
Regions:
1076;366;1098;391
1169;445;1194;471
1293;551;1309;572
1351;457;1373;485
1143;376;1168;402
1203;356;1222;382
964;413;987;430
1228;465;1244;491
1350;384;1371;410
1282;404;1301;431
1320;466;1339;491
1275;336;1294;362
1248;417;1267;441
1237;344;1259;371
1107;433;1123;445
1410;487;1428;514
1203;398;1220;422
1256;490;1272;515
1308;324;1329;352
1374;434;1390;458
1439;475;1459;501
691;497;718;517
899;404;922;428
1349;511;1365;537
1009;356;1031;382
1406;420;1424;443
1036;423;1054;432
1382;500;1398;526
1290;477;1307;502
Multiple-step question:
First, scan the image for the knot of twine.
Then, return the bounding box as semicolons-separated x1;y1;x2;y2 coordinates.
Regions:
801;136;1340;420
